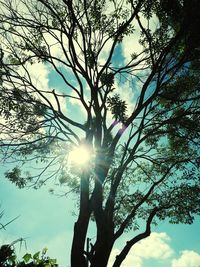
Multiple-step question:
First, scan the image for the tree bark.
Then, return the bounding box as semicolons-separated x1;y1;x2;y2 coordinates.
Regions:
90;227;114;267
71;216;90;267
71;172;90;267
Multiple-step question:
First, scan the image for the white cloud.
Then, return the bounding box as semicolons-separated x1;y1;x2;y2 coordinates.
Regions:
26;62;49;91
121;254;142;267
43;31;69;63
108;248;142;267
98;39;113;67
114;79;135;116
122;33;143;63
133;232;173;260
24;62;67;112
172;250;200;267
108;232;173;267
121;14;158;63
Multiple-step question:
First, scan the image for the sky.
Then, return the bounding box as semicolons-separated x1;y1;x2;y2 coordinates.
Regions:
0;1;200;267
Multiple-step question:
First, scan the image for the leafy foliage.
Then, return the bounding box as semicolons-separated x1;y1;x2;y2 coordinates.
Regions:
5;167;27;189
107;94;127;123
0;245;58;267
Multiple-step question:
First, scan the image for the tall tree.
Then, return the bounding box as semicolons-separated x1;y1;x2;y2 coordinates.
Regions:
0;0;199;266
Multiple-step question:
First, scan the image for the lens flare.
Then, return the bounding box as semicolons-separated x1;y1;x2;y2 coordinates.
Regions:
68;145;90;166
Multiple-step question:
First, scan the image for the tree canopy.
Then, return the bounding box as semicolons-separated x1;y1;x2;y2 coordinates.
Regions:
0;0;199;266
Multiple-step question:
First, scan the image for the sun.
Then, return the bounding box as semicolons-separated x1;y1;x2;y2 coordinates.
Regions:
68;145;91;166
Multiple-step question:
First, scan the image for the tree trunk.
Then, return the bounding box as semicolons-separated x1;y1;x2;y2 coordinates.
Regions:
71;172;90;267
90;234;114;267
71;216;89;267
90;217;114;267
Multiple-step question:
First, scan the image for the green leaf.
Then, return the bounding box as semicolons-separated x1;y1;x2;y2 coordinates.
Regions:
8;255;17;263
23;253;32;263
42;247;48;255
33;251;40;260
50;258;57;264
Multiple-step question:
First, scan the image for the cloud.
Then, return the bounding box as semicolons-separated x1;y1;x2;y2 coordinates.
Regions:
121;14;158;63
122;33;143;63
114;79;135;116
43;31;68;62
108;232;173;267
26;62;49;91
98;39;114;67
108;248;142;267
172;250;200;267
23;62;67;112
133;232;174;260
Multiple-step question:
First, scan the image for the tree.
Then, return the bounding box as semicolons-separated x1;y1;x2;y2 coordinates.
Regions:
0;0;199;266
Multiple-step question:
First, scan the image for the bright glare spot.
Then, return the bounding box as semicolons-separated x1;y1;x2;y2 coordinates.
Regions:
68;145;90;166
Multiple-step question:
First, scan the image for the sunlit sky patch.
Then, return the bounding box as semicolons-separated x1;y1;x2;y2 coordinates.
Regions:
68;144;92;166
